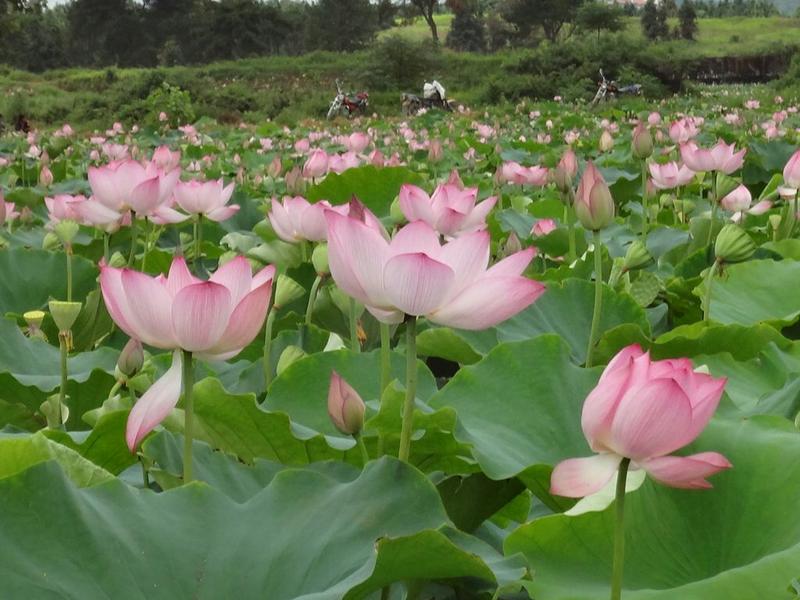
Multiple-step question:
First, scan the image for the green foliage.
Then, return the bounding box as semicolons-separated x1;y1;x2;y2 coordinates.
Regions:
576;1;626;39
641;0;670;40
446;10;486;52
363;35;443;90
144;82;195;127
679;0;700;39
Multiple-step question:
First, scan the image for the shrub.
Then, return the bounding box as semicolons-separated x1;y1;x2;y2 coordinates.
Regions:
362;35;442;91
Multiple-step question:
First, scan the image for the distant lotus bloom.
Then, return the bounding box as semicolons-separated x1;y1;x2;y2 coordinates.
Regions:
532;218;557;237
552;149;579;191
343;132;371;154
399;183;497;238
39;166;53;187
303;149;329;179
575;162;614;231
100;256;275;450
599;130;614;153
325;214;545;327
668;118;699;144
647;112;661;126
649;162;695;190
428;139;443;162
268;196;348;243
327;370;366;435
784;149;800;189
267;156;282;178
294;138;310;154
159;111;168;122
87;159;181;220
102;143;129;161
45;194;86;224
174;179;238;222
498;161;549;186
680;140;746;174
550;344;731;498
151;146;181;172
328;151;361;174
744;99;760;109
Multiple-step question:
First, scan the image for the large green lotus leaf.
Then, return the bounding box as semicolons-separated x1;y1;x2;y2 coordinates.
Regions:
142;431;359;500
703;259;800;326
0;247;98;314
652;321;789;361
417;279;650;365
0;431;113;486
505;416;800;600
264;348;438;437
306;165;425;217
0;317;117;392
0;458;510;599
428;335;601;507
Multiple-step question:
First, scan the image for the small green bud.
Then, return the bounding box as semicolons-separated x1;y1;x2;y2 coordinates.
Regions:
312;244;329;275
622;240;652;271
714;224;755;263
273;274;305;309
48;300;82;332
631;123;653;160
54;220;80;245
116;338;144;379
276;345;306;376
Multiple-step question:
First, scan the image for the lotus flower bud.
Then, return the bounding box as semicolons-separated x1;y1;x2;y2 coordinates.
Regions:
327;370;365;435
551;149;578;193
622;240;652;271
39;166;53;187
273;274;304;309
631;123;653;160
267;156;282;178
714;224;755;263
116;338;144;380
54;220;80;245
575;162;615;231
312;243;329;275
217;250;238;267
276;345;306;376
599;130;614;153
49;300;82;332
285;166;305;196
504;232;522;255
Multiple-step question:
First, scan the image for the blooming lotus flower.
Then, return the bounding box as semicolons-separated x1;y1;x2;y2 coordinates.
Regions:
680;141;746;174
151;146;181;172
668;117;699;144
532;218;557;237
45;194;86;224
174;179;238;222
498;161;549;186
303;149;328;179
398;183;497;238
269;196;349;243
720;184;771;222
325;214;545;327
575;162;614;231
100;256;275;450
87;159;181;219
784;149;800;189
328;151;361;174
648;162;695;190
343;132;370;154
550;344;731;498
0;199;18;227
102;143;129;161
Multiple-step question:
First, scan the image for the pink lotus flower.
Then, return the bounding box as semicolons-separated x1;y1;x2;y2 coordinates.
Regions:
102;143;129;161
328;151;361;174
100;256;275;450
784;149;800;189
294;138;310;154
680;140;746;174
648;162;695;190
88;159;181;219
550;344;731;498
720;184;771;222
744;99;760;109
575;162;614;231
343;132;371;154
45;194;86;224
327;370;366;435
174;179;238;222
268;196;348;243
598;130;614;152
498;161;549;186
647;112;661;126
668;118;699;144
551;149;579;191
532;218;557;237
303;149;329;179
151;146;181;172
399;184;497;238
325;214;545;327
39;166;53;187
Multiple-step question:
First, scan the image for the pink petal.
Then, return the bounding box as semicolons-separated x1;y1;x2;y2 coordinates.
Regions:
550;453;622;498
206;205;240;222
99;266;138;338
365;305;404;324
428;275;545;330
298;202;329;241
129;176;162;215
439;230;490;295
268;200;296;243
201;277;273;360
398;184;435;224
165;257;200;298
608;378;694;461
389;220;442;258
171;282;232;352
486;248;536;277
126;350;183;451
640;452;732;489
120;269;177;348
383;252;454;316
210;255;253;305
252;264;277;289
458;196;497;233
74;198;122;226
150;205;189;225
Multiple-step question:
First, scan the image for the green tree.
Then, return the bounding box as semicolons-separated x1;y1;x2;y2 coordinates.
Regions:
501;0;584;43
303;0;378;52
576;1;624;41
678;0;698;39
410;0;441;44
641;0;668;40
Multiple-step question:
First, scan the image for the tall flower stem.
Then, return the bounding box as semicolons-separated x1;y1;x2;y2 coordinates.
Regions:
182;350;195;484
141;218;151;273
127;215;138;267
302;275;323;350
55;331;68;427
263;309;277;389
640;160;649;243
705;173;718;251
586;230;604;368
194;215;204;267
103;232;111;263
398;316;417;463
65;245;73;302
564;188;577;263
702;260;719;323
610;458;632;600
349;297;360;353
377;322;392;457
354;432;369;466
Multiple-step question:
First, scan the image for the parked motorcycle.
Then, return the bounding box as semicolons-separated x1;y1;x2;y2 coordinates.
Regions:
401;80;454;115
327;80;369;119
591;69;642;106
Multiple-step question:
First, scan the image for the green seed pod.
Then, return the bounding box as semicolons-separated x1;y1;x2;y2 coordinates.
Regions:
714;224;755;264
312;244;329;275
48;300;82;332
273;274;305;309
622;240;652;271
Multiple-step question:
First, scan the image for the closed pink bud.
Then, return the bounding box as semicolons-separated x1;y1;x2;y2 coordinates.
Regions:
720;184;752;212
327;370;365;435
632;122;653;159
39;166;53;187
532;218;557;237
783;149;800;189
303;149;329;179
599;130;614;153
267;156;282;178
575;162;614;231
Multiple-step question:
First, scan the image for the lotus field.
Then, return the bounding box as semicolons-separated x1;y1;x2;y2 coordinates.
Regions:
1;93;800;599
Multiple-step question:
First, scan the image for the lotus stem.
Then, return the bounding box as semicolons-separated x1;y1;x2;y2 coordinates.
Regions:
354;432;369;466
586;230;604;368
302;275;323;350
182;349;195;484
398;316;417;463
127;215;138;267
263;309;277;389
702;260;719;323
640;160;649;243
65;245;73;303
194;215;203;268
377;322;392;457
56;332;68;427
610;458;632;600
706;173;717;251
349;297;360;353
103;232;110;263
